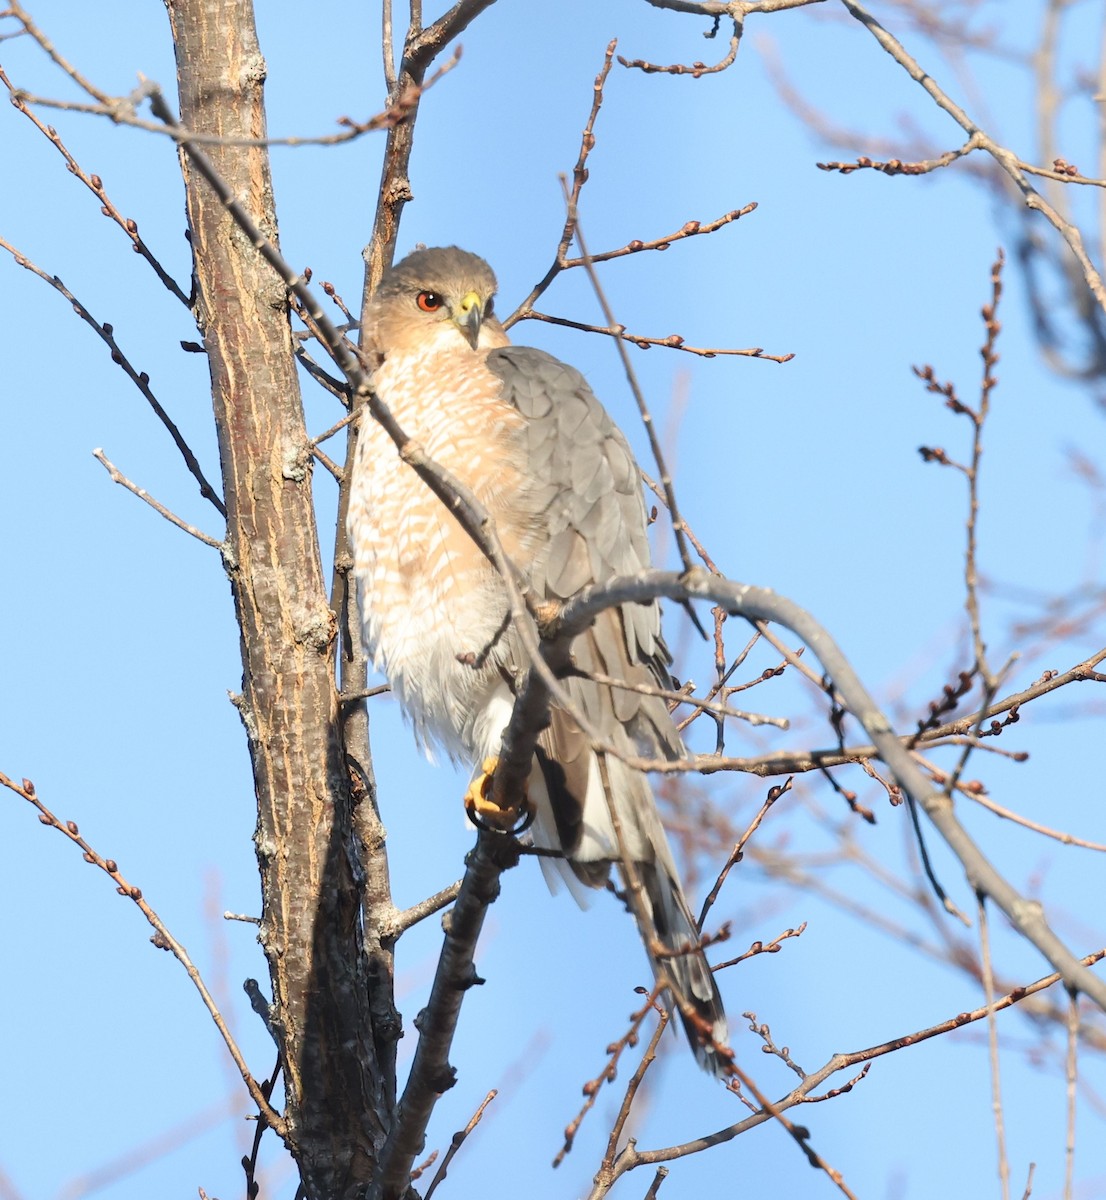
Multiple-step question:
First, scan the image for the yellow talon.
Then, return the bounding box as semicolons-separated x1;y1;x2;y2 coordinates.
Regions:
464;755;535;834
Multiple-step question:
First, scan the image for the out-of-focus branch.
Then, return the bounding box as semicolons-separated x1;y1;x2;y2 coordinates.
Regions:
978;897;1011;1200
839;0;1106;317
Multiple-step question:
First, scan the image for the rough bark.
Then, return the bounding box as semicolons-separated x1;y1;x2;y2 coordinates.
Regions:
166;1;386;1194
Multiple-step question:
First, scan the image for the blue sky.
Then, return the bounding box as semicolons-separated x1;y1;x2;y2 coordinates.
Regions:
2;3;1105;1198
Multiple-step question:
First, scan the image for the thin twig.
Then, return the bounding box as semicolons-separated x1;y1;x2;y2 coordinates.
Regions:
597;1001;670;1177
0;771;285;1136
570;665;787;729
5;53;460;148
561;207;757;267
7;0;112;102
506;40;618;326
699;779;791;927
711;923;805;972
525;309;794;361
555;986;665;1168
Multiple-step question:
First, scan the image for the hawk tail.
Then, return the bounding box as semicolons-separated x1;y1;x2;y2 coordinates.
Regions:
636;862;731;1078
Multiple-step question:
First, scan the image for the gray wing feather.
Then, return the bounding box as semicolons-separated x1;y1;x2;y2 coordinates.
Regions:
487;345;680;758
488;346;729;1077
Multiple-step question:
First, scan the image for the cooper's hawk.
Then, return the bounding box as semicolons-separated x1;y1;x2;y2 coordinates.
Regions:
349;246;728;1074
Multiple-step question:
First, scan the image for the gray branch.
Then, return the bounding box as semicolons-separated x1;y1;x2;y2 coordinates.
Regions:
557;568;1106;1011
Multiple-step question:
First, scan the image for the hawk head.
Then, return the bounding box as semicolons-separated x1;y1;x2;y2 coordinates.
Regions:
369;246;505;355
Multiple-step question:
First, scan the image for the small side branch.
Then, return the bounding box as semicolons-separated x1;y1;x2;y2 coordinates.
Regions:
388;880;463;937
422;1089;498;1200
93;449;223;548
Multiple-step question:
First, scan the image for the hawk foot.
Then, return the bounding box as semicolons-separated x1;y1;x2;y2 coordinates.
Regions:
463;756;535;836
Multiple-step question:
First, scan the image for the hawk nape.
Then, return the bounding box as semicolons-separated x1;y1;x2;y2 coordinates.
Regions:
348;245;729;1076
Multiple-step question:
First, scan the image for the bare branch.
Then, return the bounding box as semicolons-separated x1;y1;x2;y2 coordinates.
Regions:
506;40;618;326
4;59;459;149
388;881;463;937
0;64;190;304
589;946;1106;1192
561;207;757;267
369;833;520;1200
0;233;227;516
555;987;665;1168
699;780;791;927
554;567;1106;1009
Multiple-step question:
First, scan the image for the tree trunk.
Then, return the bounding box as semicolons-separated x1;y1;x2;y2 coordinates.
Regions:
166;2;388;1194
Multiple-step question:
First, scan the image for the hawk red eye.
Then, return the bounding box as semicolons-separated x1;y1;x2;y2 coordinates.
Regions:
417;291;444;312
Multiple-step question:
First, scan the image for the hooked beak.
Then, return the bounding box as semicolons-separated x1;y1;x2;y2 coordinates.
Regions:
453;290;483;349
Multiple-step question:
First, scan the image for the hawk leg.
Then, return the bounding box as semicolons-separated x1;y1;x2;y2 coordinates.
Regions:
463;756;535;835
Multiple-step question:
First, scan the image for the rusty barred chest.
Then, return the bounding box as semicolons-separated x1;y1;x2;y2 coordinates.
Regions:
347;346;539;756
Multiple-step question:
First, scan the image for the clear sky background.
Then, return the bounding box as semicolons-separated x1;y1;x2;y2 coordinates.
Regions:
2;2;1105;1198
